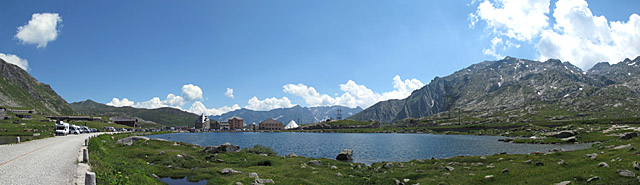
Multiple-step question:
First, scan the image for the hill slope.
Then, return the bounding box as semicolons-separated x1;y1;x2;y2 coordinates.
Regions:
350;56;640;124
0;58;74;115
71;100;198;127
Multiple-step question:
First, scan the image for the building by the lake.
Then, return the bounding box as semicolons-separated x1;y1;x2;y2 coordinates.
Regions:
229;116;243;130
195;114;210;129
111;117;138;127
259;118;284;130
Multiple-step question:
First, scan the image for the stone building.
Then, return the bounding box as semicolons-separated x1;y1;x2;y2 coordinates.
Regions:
229;116;244;130
195;113;210;129
259;118;284;130
111;117;138;127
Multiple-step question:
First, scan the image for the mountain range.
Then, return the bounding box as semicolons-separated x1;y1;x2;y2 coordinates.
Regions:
209;105;362;125
350;56;640;124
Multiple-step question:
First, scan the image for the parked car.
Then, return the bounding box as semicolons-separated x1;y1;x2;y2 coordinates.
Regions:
103;127;116;132
81;126;90;133
69;125;81;134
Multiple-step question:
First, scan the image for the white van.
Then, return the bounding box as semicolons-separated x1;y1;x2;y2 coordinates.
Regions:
55;121;70;136
69;125;81;134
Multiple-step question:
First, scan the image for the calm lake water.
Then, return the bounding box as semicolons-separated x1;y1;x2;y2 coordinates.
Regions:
148;132;591;164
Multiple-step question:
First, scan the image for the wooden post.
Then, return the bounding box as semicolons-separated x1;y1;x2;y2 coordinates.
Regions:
16;136;20;143
85;172;96;185
85;139;88;146
83;149;89;163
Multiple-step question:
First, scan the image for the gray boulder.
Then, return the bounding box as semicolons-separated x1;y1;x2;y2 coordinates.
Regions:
555;181;571;185
220;168;243;174
552;131;576;138
116;136;150;146
618;169;636;177
586;153;598;160
383;163;395;169
587;176;600;183
598;162;609;168
254;179;274;184
444;166;454;171
307;160;322;166
620;132;638;140
336;149;353;161
203;142;241;154
249;172;259;179
561;136;576;142
633;161;640;171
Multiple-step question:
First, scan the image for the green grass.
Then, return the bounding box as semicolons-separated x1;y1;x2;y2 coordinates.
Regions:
325;120;372;126
89;132;640;184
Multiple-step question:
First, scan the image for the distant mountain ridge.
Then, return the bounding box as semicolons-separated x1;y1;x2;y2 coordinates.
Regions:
70;100;198;127
0;58;74;115
209;105;362;125
350;56;640;124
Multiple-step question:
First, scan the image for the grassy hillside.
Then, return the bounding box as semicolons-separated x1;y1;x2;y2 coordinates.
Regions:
0;59;75;115
70;100;198;127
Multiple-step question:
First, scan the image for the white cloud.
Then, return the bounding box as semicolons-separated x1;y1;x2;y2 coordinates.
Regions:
472;0;640;69
471;0;550;41
283;75;424;109
15;13;62;48
134;94;187;109
225;88;234;99
536;0;640;69
245;96;296;111
482;37;504;58
182;84;203;101
0;53;29;71
188;101;241;116
107;98;135;107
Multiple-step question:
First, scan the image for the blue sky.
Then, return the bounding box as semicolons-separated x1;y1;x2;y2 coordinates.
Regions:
1;0;639;116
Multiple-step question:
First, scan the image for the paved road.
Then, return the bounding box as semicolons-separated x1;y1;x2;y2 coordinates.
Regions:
0;133;100;185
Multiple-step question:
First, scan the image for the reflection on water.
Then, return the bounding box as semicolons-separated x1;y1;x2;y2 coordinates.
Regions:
149;132;591;165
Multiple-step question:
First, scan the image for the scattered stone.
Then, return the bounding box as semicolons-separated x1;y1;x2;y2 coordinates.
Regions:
497;158;504;161
618;169;636;177
202;143;241;154
287;152;297;157
152;174;159;179
442;173;451;176
444;166;454;171
159;151;165;155
485;175;493;179
480;156;487;160
468;173;475;176
535;162;544;166
501;168;509;173
403;179;410;183
259;154;268;156
598;162;609;168
331;165;338;170
620;132;639;140
167;165;172;168
249;172;259;179
552;131;576;138
176;154;184;158
587;176;600;183
463;167;471;170
220;168;243;174
393;178;403;185
486;165;495;168
550;148;565;152
614;144;632;150
308;160;322;166
383;163;395;169
558;159;566;165
524;159;533;164
336;149;353;161
254;178;274;184
312;171;318;174
336;173;342;176
236;182;243;185
416;159;425;163
216;159;224;162
115;136;150;146
561;136;576;142
555;181;571;185
633;161;640;170
171;142;179;146
586;153;598;160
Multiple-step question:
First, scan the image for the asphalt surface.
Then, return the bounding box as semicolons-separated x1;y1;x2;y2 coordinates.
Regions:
0;133;100;185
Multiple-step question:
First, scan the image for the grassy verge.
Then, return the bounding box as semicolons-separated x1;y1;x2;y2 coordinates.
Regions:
89;132;640;184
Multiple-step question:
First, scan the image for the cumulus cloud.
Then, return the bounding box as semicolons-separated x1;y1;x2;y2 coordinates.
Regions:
471;0;550;41
15;13;62;48
225;88;234;99
0;53;29;71
472;0;640;69
134;94;188;109
188;101;241;116
107;98;135;107
182;84;203;101
283;75;424;109
245;96;296;111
